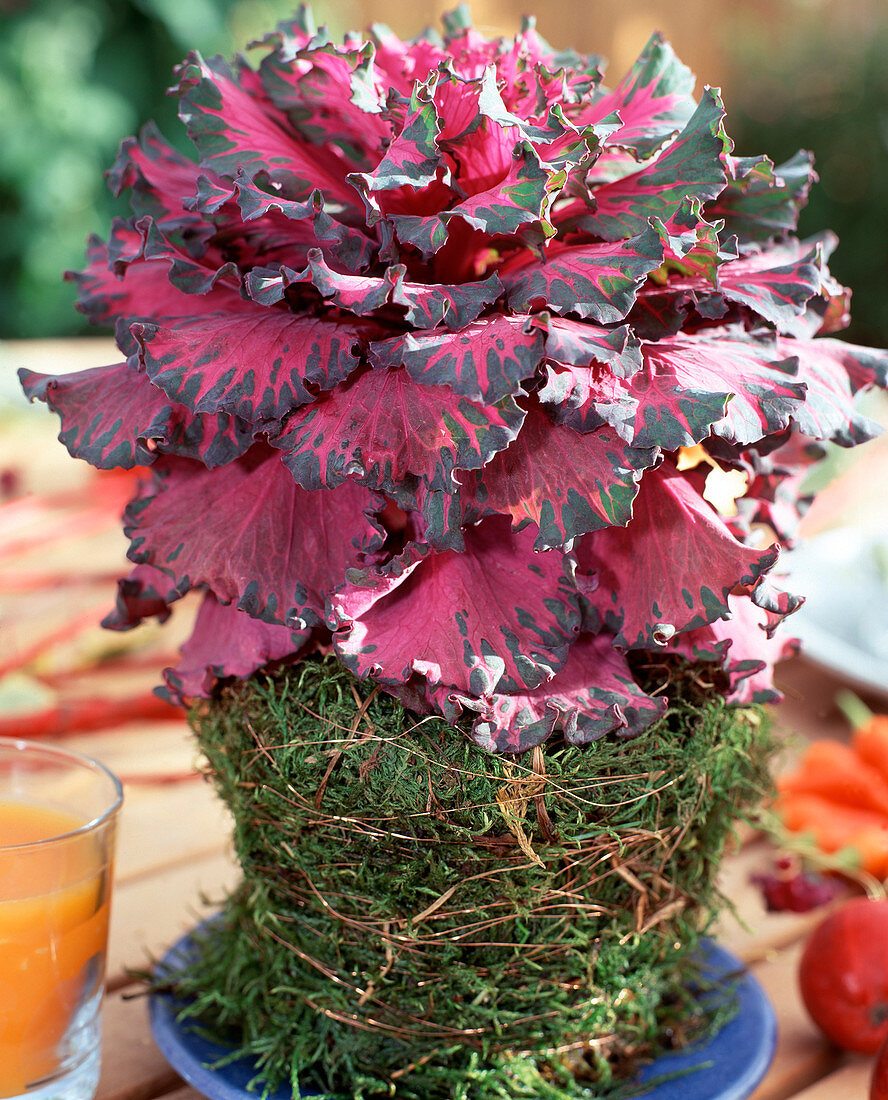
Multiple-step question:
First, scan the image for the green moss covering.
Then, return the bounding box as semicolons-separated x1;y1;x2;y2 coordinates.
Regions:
162;657;776;1099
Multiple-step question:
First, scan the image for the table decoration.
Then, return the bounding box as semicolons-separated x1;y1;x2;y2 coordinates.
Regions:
19;3;887;1096
775;700;888;877
798;896;888;1055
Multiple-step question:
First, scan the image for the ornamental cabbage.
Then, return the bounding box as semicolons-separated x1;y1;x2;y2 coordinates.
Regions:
21;5;887;752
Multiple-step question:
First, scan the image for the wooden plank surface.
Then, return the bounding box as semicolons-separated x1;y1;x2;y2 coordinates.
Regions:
2;339;884;1100
749;943;845;1100
99;990;184;1099
789;1061;871;1099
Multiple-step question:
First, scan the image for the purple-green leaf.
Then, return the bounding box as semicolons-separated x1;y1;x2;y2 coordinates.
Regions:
666;594;796;704
108;121;207;235
102;563;178;631
234;172;378;272
446;631;667;753
273;367;525;493
133;308;365;423
161;590;309;703
111;215;241;299
246;252;403;312
258;39;391;169
811;338;888;394
748;576;804;633
579;32;696;161
708;151;816;247
466;403;657;549
392;270;504;330
67;234;246;336
542;316;643;378
247;250;502;330
19;362;252;470
125;448;384;627
368;314;545;403
171;51;359;209
329;516;580;693
351;90;441;191
537;343;731;449
649;196;738;283
576;463;779;649
567;88;730;241
443;143;559;239
639;334;807;445
711;244;824;328
735;468;811;547
779;336;886;446
503;224;663;323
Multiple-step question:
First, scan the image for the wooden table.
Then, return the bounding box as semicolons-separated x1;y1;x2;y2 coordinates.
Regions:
1;338;886;1100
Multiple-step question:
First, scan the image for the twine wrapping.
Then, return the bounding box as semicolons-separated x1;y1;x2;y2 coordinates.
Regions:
166;657;775;1099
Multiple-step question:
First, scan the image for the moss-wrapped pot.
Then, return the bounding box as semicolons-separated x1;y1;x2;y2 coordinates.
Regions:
165;657;775;1099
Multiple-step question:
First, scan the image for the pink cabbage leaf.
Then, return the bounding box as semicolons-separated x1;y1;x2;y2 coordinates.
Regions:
125;448;384;627
436;631;667;752
707;151;816;247
133;308;366;423
461;404;658;549
564;90;730;240
368;314;545;404
273;367;525;494
503;225;663;323
28;8;888;745
20;362;252;469
161;591;310;704
576;463;779;649
102;563;179;631
578;32;696;162
668;595;799;704
330;517;580;695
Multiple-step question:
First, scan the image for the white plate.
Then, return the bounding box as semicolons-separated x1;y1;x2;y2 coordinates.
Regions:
781;528;888;698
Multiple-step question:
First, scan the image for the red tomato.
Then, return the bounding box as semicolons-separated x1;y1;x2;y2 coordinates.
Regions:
873;1033;888;1100
799;898;888;1054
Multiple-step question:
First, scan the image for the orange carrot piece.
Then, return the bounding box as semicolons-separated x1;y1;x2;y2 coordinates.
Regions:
775;791;888;841
775;792;888;877
779;739;888;817
853;716;888;789
847;826;888;879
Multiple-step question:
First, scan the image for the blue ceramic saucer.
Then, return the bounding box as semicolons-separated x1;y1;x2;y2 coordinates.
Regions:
149;931;775;1100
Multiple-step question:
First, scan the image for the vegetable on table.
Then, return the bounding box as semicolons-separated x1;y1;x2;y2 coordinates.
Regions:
873;1032;888;1100
775;700;888;878
855;712;888;789
799;897;888;1055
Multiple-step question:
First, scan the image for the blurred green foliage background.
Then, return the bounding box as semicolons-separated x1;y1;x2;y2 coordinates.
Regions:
1;0;885;344
725;5;888;349
0;0;300;338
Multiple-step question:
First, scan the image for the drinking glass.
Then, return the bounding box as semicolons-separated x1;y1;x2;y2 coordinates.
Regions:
0;738;123;1099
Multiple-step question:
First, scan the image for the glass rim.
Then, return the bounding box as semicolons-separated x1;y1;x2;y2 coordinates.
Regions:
0;736;124;851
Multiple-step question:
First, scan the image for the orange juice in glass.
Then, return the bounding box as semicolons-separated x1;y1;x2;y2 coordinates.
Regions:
0;738;122;1100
